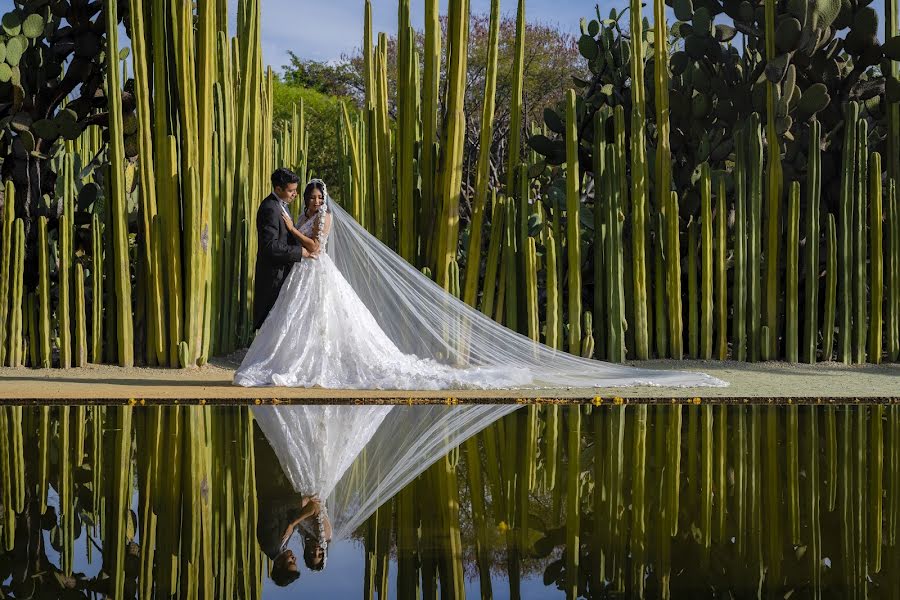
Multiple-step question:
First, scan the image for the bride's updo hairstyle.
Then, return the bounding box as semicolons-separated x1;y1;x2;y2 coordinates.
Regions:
302;179;330;213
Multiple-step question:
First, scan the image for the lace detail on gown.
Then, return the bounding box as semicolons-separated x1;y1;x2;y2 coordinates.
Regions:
233;211;532;389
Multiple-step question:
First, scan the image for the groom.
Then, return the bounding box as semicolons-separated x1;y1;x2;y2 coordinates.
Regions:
253;168;310;331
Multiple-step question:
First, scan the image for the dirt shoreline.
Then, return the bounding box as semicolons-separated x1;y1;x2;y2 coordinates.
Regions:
0;358;898;403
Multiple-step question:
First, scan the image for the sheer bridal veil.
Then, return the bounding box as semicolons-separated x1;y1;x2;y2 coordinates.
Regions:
325;199;728;389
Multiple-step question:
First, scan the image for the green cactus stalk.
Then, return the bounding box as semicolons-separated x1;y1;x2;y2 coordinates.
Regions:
74;263;87;367
653;213;668;358
90;214;102;364
420;0;440;261
9;219;24;367
889;181;899;361
606;143;626;362
104;0;134;367
803;119;822;363
435;0;469;289
688;220;698;358
748;114;764;361
480;193;505;317
854;120;869;363
58;212;71;368
733;127;747;361
0;180;14;366
593;112;607;359
838;101;859;363
824;213;838;360
716;177;727;360
700;164;713;359
526;235;540;343
887;0;900;190
37;216;50;368
545;229;562;351
581;311;595;358
565;89;583;354
128;0;165;364
397;0;416;263
505;197;520;330
629;0;650;360
786;181;800;362
667;190;684;359
462;0;501;308
764;0;783;360
870;152;883;363
506;0;526;200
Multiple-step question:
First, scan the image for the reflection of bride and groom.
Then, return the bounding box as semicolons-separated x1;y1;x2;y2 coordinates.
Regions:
252;403;527;586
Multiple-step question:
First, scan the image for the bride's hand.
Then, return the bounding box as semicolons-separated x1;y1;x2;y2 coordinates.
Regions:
281;212;296;232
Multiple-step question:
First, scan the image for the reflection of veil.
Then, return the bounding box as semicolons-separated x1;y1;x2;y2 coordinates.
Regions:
253;404;520;542
325;200;728;389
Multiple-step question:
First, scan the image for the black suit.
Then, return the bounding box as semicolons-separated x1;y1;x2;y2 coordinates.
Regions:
253;193;303;330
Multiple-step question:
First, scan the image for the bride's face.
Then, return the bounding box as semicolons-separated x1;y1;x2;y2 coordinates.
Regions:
306;188;324;213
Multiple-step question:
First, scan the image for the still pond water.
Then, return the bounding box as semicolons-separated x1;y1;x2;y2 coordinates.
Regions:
1;403;898;599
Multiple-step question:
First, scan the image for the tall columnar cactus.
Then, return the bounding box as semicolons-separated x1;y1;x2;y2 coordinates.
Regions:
91;214;103;364
667;190;684;359
700;163;713;359
824;214;838;360
74;263;87;367
37;216;50;368
870;152;884;363
838;101;860;364
420;0;440;261
733;128;747;361
715;177;727;360
889;180;899;361
462;0;501;308
545;229;561;350
0;181;14;366
435;0;470;290
764;0;783;360
786;181;800;362
9;220;25;367
397;0;416;263
687;220;698;358
480;193;505;318
854;119;869;363
565;90;583;354
606;143;626;362
58;211;71;368
748;114;764;361
104;0;133;367
506;0;526;199
803;119;822;363
629;0;650;360
128;0;165;365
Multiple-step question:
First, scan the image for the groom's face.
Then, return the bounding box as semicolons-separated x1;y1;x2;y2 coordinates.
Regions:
275;183;299;203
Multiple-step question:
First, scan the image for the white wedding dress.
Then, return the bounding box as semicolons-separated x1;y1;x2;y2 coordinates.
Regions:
233;211;531;388
234;198;728;390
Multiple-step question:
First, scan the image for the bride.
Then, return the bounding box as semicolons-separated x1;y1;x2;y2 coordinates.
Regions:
233;177;728;390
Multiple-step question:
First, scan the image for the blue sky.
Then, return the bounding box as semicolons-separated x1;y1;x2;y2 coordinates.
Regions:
245;0;593;72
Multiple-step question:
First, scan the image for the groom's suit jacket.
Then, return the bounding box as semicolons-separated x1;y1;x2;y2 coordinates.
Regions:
253;193;303;330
